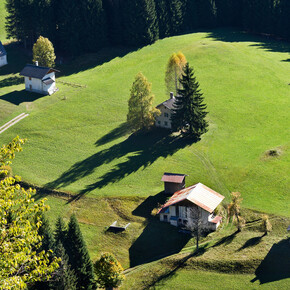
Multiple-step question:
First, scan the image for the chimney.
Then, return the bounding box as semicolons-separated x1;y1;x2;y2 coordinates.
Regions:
35;61;38;66
170;92;174;99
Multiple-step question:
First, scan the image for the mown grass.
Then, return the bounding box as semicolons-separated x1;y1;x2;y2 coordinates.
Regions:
0;0;7;42
0;28;289;217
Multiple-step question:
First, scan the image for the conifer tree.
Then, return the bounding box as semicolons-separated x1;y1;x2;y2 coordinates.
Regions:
66;214;95;290
38;214;54;253
121;0;159;46
127;72;160;132
171;63;208;138
50;242;78;290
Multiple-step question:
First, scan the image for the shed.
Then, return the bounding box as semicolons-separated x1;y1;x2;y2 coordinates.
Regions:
20;63;59;95
161;172;187;194
0;41;8;67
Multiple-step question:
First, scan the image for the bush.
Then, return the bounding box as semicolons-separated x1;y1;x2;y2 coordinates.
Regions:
0;165;13;179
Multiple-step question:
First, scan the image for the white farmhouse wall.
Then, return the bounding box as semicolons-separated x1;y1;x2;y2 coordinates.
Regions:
155;105;172;129
0;55;7;67
25;77;43;93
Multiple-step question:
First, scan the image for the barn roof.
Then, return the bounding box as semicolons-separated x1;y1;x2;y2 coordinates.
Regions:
20;64;59;79
156;97;176;110
161;172;186;184
0;41;7;57
158;183;224;214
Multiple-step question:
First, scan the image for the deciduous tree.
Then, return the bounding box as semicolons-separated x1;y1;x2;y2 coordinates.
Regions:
33;36;56;67
165;52;187;95
127;72;160;131
261;214;272;235
94;252;125;289
171;62;208;138
0;136;59;289
185;207;202;252
228;192;244;231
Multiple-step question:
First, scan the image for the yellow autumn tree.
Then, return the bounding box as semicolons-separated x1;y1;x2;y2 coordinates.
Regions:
33;36;56;67
127;72;160;131
0;136;60;289
165;52;187;95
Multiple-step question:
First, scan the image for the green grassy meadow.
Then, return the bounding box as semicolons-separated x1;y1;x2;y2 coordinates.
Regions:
0;27;290;288
0;0;7;42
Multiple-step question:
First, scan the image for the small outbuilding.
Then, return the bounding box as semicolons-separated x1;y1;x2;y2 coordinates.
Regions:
0;41;8;67
158;183;225;231
155;92;176;129
20;63;59;95
161;172;186;194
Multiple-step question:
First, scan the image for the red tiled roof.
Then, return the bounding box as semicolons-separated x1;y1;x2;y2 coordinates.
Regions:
161;172;186;183
158;183;225;214
210;216;222;224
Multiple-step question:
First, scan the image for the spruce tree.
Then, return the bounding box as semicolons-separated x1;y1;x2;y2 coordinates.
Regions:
50;242;78;290
66;214;95;290
121;0;159;46
171;63;208;138
54;216;67;246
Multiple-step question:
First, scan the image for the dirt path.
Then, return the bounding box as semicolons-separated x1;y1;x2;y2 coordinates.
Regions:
0;113;29;134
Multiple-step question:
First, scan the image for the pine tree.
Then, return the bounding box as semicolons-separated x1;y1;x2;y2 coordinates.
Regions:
54;216;67;246
155;0;170;38
50;242;78;290
66;214;95;290
121;0;159;46
171;63;208;138
33;36;56;67
127;72;160;132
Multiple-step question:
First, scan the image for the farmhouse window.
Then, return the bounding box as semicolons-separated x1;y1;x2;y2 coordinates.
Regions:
164;121;168;126
163;215;168;221
164;113;169;118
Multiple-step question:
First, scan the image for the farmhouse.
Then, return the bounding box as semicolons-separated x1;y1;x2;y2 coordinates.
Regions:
20;63;59;95
161;172;187;194
0;41;8;67
158;183;224;231
155;92;176;129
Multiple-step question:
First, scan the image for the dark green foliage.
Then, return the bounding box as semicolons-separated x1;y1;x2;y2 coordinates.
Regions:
66;214;95;290
38;214;54;253
50;242;78;290
171;63;208;138
54;216;67;247
120;0;159;46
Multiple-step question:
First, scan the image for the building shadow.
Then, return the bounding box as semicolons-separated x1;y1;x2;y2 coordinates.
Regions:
129;192;192;267
237;234;265;251
251;238;290;284
0;90;45;105
0;42;31;76
45;129;196;202
206;27;290;56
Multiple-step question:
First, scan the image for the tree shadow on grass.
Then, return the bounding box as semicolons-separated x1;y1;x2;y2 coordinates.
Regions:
129;192;192;267
212;229;239;247
94;122;131;146
206;28;290;56
251;238;290;284
237;234;265;251
0;90;45;105
45;129;196;202
0;76;23;88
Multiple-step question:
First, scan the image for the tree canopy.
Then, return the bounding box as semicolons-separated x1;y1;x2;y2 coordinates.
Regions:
165;52;187;96
171;63;208;138
127;72;160;131
94;252;125;289
0;136;60;289
33;36;56;67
